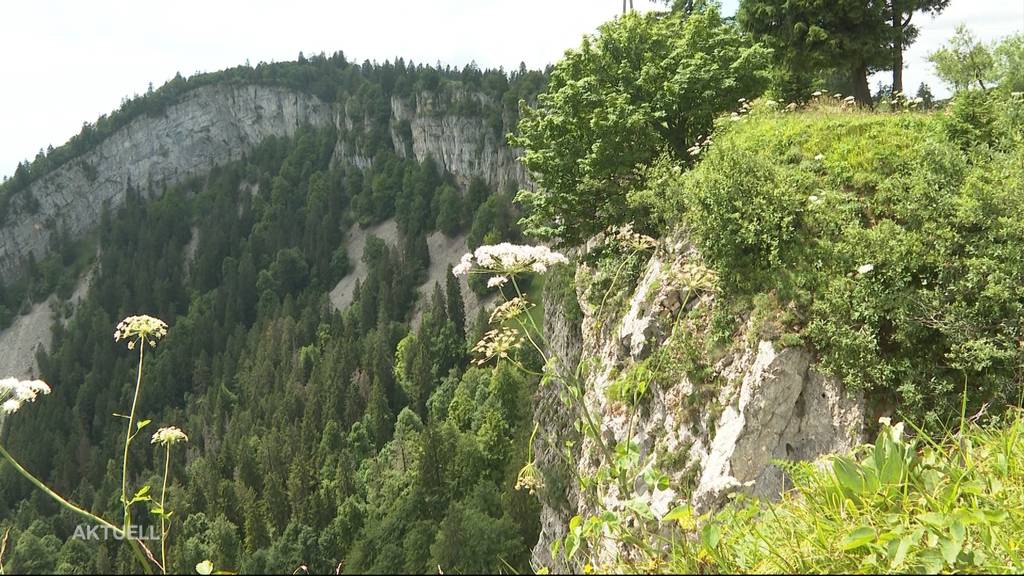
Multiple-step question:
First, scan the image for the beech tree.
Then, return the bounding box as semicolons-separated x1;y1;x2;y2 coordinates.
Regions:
513;6;769;244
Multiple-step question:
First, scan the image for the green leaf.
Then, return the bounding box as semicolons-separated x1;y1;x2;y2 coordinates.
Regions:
834;456;866;498
196;560;214;575
662;505;695;530
137;419;151;431
701;523;721;549
950;519;965;544
920;549;945;574
842;526;875;551
891;535;914;570
941;537;962;566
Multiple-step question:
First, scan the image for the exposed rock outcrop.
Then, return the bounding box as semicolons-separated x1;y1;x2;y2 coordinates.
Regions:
532;234;866;570
0;85;333;278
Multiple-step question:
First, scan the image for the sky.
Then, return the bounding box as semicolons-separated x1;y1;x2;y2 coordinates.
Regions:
0;0;1021;180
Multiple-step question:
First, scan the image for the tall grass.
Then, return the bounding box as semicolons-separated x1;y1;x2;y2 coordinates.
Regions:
656;411;1024;574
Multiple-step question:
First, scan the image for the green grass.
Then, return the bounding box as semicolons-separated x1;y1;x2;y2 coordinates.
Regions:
659;412;1024;574
656;94;1024;427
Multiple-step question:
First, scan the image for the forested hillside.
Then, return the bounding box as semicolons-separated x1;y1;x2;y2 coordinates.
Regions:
2;1;1024;575
0;57;545;573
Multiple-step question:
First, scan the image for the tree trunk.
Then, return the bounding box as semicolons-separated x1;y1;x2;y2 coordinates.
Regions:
853;63;872;106
892;7;904;95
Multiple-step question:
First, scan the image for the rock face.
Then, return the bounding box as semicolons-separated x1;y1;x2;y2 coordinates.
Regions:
1;84;531;282
389;92;529;191
333;90;529;194
0;85;333;278
533;234;866;571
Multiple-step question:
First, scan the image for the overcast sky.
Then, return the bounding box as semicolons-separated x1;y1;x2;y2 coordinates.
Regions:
1;0;1021;179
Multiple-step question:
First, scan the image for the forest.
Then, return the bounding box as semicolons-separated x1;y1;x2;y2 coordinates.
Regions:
2;0;1024;574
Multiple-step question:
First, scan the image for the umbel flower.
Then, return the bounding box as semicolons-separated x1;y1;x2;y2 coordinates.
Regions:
472;327;525;365
151;426;189;446
114;315;168;350
0;378;51;414
489;296;531;324
453;243;568;279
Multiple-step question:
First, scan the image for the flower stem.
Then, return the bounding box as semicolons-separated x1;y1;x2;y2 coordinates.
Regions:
0;443;153;574
122;341;145;535
160;445;170;574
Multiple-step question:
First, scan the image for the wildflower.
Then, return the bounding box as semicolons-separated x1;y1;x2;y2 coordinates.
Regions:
812;90;822;97
808;195;820;203
151;426;189;446
452;253;473;277
515;461;544;495
487;275;510;289
114;315;168;349
490;297;531;324
857;263;875;275
0;378;51;414
453;243;568;278
814;154;824;161
472;327;524;364
608;223;658;251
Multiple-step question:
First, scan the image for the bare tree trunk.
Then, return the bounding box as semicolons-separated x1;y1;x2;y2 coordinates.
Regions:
623;0;627;13
892;6;904;95
853;63;872;106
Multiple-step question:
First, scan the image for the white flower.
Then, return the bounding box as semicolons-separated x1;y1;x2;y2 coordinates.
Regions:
808;195;820;203
452;253;474;277
472;327;524;365
454;243;568;278
857;263;875;275
812;90;823;97
114;315;168;349
490;297;531;324
151;426;189;446
0;378;51;414
487;275;510;288
814;154;824;161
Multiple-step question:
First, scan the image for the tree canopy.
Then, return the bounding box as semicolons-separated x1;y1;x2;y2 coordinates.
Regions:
512;6;770;244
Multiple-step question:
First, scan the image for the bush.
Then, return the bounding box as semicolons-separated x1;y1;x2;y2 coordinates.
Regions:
670;99;1024;424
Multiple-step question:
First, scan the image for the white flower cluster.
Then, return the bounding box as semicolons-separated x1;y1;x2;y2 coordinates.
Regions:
151;426;189;446
489;297;531;324
452;243;568;286
1;377;51;414
472;327;524;365
514;461;544;495
607;223;658;251
114;315;168;350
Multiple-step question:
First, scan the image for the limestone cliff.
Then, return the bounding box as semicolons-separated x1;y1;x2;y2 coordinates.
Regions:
0;85;333;278
0;83;530;281
532;233;866;571
333;89;529;192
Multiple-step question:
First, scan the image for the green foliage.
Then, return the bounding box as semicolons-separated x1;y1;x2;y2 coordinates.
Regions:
738;0;892;103
513;6;770;243
929;25;999;92
995;34;1024;93
0;121;536;573
668;98;1024;424
661;416;1024;574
